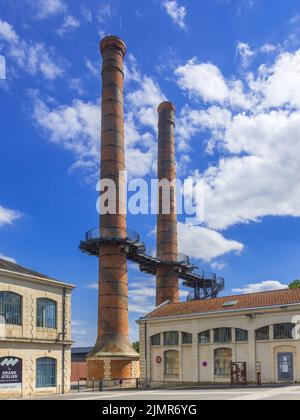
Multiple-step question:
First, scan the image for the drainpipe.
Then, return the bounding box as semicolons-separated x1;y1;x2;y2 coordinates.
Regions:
62;287;66;394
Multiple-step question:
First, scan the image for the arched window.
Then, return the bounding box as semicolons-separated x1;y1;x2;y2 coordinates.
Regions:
164;350;179;377
0;292;22;325
36;358;57;388
273;323;295;340
151;334;161;346
256;326;270;341
37;299;57;329
214;348;232;376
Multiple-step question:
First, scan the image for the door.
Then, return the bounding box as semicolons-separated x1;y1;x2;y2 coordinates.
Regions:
277;353;294;382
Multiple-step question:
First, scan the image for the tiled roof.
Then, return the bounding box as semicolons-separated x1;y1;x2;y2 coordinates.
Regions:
146;288;300;319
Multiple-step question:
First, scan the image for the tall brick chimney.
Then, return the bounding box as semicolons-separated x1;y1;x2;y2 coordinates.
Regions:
87;36;139;382
156;102;179;306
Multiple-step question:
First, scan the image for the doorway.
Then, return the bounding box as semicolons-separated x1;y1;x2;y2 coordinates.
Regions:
277;353;294;382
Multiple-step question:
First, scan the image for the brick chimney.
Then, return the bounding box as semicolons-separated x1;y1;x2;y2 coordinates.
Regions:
87;36;139;383
156;102;179;306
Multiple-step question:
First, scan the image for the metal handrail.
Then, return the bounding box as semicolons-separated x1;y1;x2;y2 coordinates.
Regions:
151;250;190;265
85;227;140;243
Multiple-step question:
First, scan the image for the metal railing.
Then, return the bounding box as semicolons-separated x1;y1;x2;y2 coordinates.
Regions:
147;249;190;265
72;378;140;393
85;227;140;243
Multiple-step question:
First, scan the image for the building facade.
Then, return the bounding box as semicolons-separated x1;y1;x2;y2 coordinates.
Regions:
138;289;300;386
0;259;75;398
71;347;92;382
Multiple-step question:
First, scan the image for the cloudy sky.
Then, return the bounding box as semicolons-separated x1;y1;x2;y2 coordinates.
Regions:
1;0;300;345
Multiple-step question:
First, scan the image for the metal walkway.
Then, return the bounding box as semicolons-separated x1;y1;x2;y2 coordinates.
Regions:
79;228;225;300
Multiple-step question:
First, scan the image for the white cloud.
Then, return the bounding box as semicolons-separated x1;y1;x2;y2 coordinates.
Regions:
0;254;17;263
237;42;256;67
0;19;64;80
176;59;229;103
176;48;300;231
178;222;244;261
162;0;187;30
0;206;20;227
34;0;66;19
175;58;252;108
57;15;80;37
97;3;112;23
0;20;19;43
86;282;98;290
30;57;164;180
232;280;288;294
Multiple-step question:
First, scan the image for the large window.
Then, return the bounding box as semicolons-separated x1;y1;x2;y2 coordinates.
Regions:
214;348;232;376
164;331;179;346
235;329;248;342
37;299;57;329
0;292;22;326
199;330;210;344
256;326;270;341
214;328;232;343
273;323;294;340
151;334;161;346
164;350;179;377
182;332;192;345
36;358;57;388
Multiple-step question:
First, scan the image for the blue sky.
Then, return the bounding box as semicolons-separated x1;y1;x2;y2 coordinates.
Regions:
1;0;300;345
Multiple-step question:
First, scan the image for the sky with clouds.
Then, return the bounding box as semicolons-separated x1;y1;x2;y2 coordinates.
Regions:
1;0;300;346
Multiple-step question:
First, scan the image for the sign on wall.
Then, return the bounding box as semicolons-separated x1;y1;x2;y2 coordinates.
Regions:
0;357;22;390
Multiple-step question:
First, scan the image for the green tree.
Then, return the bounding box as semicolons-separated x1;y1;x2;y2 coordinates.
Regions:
132;341;139;353
289;280;300;289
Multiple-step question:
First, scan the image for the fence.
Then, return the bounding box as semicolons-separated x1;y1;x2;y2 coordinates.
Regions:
71;378;140;393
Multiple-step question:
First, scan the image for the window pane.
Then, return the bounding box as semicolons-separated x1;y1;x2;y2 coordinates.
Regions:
214;328;232;343
36;358;56;388
164;351;179;377
164;331;179;346
214;348;232;376
0;292;21;326
235;329;248;342
151;334;161;346
256;326;269;341
182;332;192;345
199;330;210;344
37;299;56;329
274;323;294;340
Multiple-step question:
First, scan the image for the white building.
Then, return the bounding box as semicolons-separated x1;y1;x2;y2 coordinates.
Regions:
138;288;300;386
0;258;75;398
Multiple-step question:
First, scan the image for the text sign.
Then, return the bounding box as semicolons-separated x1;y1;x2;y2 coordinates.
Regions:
0;357;22;390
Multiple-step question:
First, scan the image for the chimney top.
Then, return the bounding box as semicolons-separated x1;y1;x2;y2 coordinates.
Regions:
157;101;176;113
100;35;127;57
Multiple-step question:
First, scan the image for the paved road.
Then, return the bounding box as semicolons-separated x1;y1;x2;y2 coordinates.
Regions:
23;385;300;400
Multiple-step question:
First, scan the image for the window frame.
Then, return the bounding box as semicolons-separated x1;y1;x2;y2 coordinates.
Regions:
181;332;193;345
273;323;295;340
0;291;22;326
36;357;57;388
198;330;210;344
163;331;179;346
235;328;248;342
150;334;161;346
214;348;232;377
213;328;232;344
255;326;270;341
36;298;57;329
164;350;179;377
